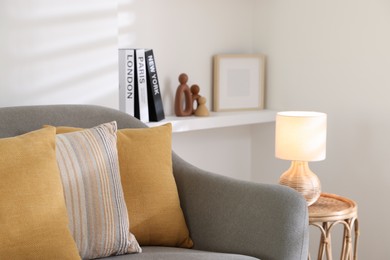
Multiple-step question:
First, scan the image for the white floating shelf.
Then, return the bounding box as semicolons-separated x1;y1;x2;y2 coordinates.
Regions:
146;110;276;133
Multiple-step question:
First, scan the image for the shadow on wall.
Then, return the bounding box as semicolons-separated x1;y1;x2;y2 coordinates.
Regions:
0;0;135;108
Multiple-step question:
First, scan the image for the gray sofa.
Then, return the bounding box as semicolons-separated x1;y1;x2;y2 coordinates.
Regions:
0;104;309;260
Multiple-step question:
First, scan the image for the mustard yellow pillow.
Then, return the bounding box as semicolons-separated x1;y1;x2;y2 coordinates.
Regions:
56;124;193;248
117;124;193;247
0;127;80;260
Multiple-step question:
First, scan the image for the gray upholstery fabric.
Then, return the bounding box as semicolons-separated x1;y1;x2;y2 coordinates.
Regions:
0;104;146;138
0;105;309;260
173;156;309;260
104;247;259;260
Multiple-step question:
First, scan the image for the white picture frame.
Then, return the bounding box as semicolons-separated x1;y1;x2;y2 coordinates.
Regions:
213;54;265;112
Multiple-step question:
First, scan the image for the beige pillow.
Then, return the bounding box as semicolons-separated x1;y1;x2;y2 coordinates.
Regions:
56;124;193;248
0;127;80;260
55;122;141;259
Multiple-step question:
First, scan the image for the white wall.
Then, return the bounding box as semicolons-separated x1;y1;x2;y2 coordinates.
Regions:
172;126;253;180
254;0;390;258
0;0;119;107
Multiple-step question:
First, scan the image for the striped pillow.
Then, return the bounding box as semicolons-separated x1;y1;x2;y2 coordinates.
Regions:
55;122;141;259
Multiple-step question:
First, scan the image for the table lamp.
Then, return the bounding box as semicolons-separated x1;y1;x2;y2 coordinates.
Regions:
275;111;327;206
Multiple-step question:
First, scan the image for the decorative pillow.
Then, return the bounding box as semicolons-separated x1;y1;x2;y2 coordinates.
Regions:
0;127;80;260
56;123;193;248
55;122;141;259
117;124;193;247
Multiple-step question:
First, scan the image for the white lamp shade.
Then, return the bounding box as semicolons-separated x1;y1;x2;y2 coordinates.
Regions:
275;111;327;161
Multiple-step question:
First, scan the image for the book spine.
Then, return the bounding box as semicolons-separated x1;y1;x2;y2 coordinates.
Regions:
118;49;135;116
135;49;149;122
145;49;165;122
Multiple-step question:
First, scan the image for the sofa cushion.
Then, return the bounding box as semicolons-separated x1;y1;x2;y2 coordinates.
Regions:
103;247;259;260
55;124;193;248
117;124;193;248
0;127;80;260
55;122;141;259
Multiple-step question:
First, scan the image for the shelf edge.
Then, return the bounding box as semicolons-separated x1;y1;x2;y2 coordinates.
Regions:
146;110;276;133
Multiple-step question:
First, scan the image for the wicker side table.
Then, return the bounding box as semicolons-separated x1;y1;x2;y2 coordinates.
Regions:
308;193;359;260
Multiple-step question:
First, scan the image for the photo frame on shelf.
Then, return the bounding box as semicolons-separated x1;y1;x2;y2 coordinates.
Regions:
213;54;265;112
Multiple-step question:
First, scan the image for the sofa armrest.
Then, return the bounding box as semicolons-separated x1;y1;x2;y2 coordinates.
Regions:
172;153;309;260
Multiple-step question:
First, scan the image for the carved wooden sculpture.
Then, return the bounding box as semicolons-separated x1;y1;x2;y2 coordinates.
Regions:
175;73;193;116
190;84;200;113
194;96;209;116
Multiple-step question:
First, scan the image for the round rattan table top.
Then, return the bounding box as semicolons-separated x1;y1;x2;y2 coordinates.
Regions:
308;193;357;222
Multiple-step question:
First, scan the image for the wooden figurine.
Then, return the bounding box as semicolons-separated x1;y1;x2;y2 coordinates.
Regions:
194;96;209;116
175;73;209;117
175;73;193;116
190;84;201;113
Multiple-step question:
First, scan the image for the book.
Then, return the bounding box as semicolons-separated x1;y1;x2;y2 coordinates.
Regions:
145;49;165;122
118;49;135;116
134;49;149;122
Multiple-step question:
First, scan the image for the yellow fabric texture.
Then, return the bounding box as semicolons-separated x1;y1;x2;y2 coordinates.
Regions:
0;127;80;260
55;124;193;248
